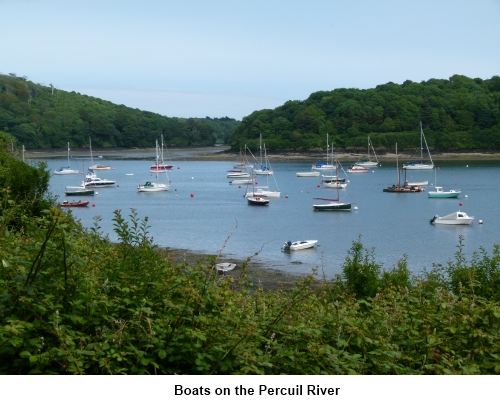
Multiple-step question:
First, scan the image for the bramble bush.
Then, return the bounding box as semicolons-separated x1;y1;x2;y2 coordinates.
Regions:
1;138;500;374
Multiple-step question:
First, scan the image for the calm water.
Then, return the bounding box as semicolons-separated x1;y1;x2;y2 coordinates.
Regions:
43;157;500;278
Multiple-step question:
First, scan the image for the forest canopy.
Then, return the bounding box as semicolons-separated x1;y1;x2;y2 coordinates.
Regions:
230;74;500;153
0;73;239;149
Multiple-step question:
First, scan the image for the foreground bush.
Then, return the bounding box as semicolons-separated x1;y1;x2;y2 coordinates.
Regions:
1;199;500;374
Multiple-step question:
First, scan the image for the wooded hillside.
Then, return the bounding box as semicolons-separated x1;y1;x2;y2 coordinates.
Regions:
0;73;239;149
230;74;500;153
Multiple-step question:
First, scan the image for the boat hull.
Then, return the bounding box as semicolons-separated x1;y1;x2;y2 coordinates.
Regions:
283;240;318;251
430;211;474;225
428;191;461;198
247;196;269;206
403;164;434;170
137;182;169;192
313;202;351;211
296;172;320;177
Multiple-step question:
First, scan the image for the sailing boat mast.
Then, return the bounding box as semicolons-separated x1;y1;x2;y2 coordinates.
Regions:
396;142;400;186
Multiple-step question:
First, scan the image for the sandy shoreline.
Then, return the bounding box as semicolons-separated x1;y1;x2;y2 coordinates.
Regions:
26;145;500;162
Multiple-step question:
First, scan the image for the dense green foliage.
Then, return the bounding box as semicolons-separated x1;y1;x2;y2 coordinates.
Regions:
231;74;500;153
0;73;239;149
2;131;500;375
0;130;53;230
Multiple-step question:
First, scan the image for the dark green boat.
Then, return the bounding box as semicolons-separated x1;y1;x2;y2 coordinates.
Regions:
65;186;95;197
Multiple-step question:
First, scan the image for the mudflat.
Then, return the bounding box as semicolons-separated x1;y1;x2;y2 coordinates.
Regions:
24;145;500;162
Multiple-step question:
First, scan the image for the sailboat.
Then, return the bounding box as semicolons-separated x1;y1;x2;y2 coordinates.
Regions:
54;142;79;175
383;143;423;193
150;134;173;173
355;136;379;167
403;122;434;170
322;144;347;189
428;168;461;198
88;137;110;170
246;168;269;206
244;144;280;198
313;145;354;211
138;140;170;192
254;134;273;175
312;133;336;171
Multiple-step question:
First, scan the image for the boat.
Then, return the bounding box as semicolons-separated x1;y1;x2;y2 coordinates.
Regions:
312;133;336;171
54;142;80;175
296;171;320;177
406;180;428;186
347;165;369;173
232;146;253;169
428;168;461;198
383;143;424;193
355;136;379;167
84;169;116;188
244;186;280;199
428;186;461;198
247;196;269;206
88;137;110;170
215;263;236;272
64;186;95;197
313;147;354;211
322;175;347;189
430;211;474;225
246;169;270;205
253;135;274;175
283;240;318;251
59;200;89;208
227;172;250;178
403;122;434;170
229;178;254;185
138;140;170;192
150;134;174;172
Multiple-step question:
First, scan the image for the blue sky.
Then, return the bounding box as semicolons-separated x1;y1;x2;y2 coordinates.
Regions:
3;0;499;120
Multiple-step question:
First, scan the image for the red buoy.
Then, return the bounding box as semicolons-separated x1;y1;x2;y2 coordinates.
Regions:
190;193;194;197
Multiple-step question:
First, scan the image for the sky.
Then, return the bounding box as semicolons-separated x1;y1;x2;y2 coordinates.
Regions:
2;0;500;120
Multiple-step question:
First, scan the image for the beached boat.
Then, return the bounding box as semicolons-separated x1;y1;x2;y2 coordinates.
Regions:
215;263;236;272
430;211;474;225
282;240;318;251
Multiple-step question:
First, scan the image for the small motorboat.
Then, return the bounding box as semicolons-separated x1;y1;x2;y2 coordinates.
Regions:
430;211;474;225
215;263;236;272
428;186;461;198
59;200;90;208
283;240;318;251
